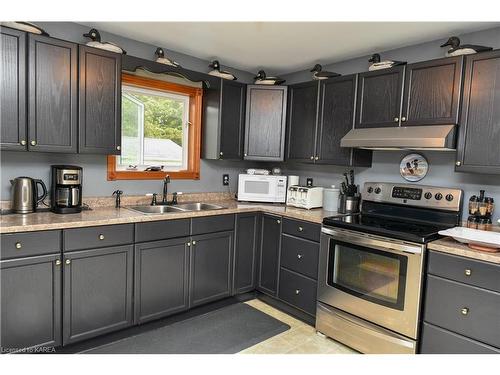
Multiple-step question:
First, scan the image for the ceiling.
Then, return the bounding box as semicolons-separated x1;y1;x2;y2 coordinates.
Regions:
81;22;499;74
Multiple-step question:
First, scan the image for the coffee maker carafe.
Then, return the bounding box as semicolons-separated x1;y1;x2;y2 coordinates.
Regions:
51;165;82;214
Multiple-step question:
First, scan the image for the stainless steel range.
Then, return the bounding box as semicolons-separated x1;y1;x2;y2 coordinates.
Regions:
316;182;463;354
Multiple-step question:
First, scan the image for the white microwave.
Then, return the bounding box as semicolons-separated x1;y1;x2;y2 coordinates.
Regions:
237;174;288;203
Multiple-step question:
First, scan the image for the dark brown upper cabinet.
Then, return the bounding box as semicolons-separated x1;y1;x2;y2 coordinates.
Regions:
28;34;78;153
244;85;287;161
202;78;246;160
402;56;463;126
285;76;371;167
78;45;122;154
286;80;320;162
456;50;500;175
0;27;27;151
355;66;405;128
318;75;372;166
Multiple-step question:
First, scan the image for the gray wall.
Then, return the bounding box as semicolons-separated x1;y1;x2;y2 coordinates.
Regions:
279;25;500;223
1;23;500;224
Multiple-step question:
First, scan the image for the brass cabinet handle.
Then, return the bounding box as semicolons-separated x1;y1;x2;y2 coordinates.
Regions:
15;242;22;249
455;161;462;166
98;234;105;240
297;254;303;259
310;156;314;160
187;242;191;247
276;219;281;224
295;289;301;295
401;117;407;122
65;259;71;265
192;240;197;245
465;269;472;276
298;226;304;232
394;117;399;122
116;145;121;151
314;156;319;161
461;307;469;315
244;153;247;157
219;152;223;156
20;140;26;146
30;140;36;146
55;259;62;266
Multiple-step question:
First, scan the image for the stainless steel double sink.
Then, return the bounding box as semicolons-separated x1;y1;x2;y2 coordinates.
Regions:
126;202;226;215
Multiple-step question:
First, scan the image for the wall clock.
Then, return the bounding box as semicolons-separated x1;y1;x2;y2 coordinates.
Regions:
400;153;429;182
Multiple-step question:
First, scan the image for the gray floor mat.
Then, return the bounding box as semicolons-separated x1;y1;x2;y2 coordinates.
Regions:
82;302;290;354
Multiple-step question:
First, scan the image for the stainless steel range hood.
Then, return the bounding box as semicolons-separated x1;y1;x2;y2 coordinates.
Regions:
340;125;456;151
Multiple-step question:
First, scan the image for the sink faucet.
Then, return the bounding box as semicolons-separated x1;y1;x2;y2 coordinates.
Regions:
162;175;170;204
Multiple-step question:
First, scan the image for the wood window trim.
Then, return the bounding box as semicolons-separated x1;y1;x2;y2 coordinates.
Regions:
107;73;202;181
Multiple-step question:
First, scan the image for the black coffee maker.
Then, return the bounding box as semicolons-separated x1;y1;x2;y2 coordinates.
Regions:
50;165;83;214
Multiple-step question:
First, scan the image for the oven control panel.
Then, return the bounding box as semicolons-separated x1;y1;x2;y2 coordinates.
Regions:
363;182;463;211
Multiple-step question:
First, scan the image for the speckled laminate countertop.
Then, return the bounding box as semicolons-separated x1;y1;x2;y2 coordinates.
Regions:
428;237;500;264
0;200;338;234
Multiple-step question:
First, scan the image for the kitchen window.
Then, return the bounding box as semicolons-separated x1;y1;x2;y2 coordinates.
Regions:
107;73;202;180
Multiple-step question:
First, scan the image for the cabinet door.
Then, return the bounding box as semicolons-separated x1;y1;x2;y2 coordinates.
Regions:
63;245;133;345
257;214;282;296
233;213;260;294
355;66;405;128
286;81;319;162
190;231;233;307
456;50;500;174
1;253;61;352
244;85;287;161
0;27;27;151
402;56;463;126
28;34;77;153
134;238;190;324
219;79;246;159
79;45;122;154
317;75;357;164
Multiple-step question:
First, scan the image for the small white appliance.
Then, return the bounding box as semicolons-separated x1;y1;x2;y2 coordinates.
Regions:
237;174;287;203
286;185;324;209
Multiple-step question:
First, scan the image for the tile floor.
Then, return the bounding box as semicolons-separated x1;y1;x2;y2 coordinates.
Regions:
239;299;357;354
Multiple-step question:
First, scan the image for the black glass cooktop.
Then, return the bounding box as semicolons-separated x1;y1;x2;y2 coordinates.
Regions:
323;213;454;244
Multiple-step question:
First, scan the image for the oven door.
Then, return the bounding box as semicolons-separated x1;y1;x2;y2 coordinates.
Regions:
317;227;425;339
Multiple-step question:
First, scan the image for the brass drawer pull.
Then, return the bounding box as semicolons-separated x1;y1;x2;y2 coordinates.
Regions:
98;234;105;240
461;307;469;315
298;226;303;232
192;240;197;245
276;219;281;224
187;242;191;247
297;254;303;259
295;289;301;295
15;242;22;249
55;259;62;266
65;259;71;265
464;269;471;276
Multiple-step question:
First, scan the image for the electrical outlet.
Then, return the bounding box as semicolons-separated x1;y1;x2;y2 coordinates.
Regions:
222;174;229;186
306;178;313;187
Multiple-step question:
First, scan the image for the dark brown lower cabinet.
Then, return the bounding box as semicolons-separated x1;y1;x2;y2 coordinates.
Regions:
233;213;260;294
0;253;62;352
257;214;282;296
62;245;133;345
134;238;190;324
189;231;233;307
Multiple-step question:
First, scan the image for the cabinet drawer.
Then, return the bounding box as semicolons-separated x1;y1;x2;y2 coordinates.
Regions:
1;230;61;260
63;224;134;252
428;250;500;292
282;218;320;242
420;322;499;354
191;214;234;235
135;219;190;243
278;268;317;315
280;234;319;279
424;275;500;348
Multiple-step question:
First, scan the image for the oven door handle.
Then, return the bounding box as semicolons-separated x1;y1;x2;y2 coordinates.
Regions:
321;227;423;255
